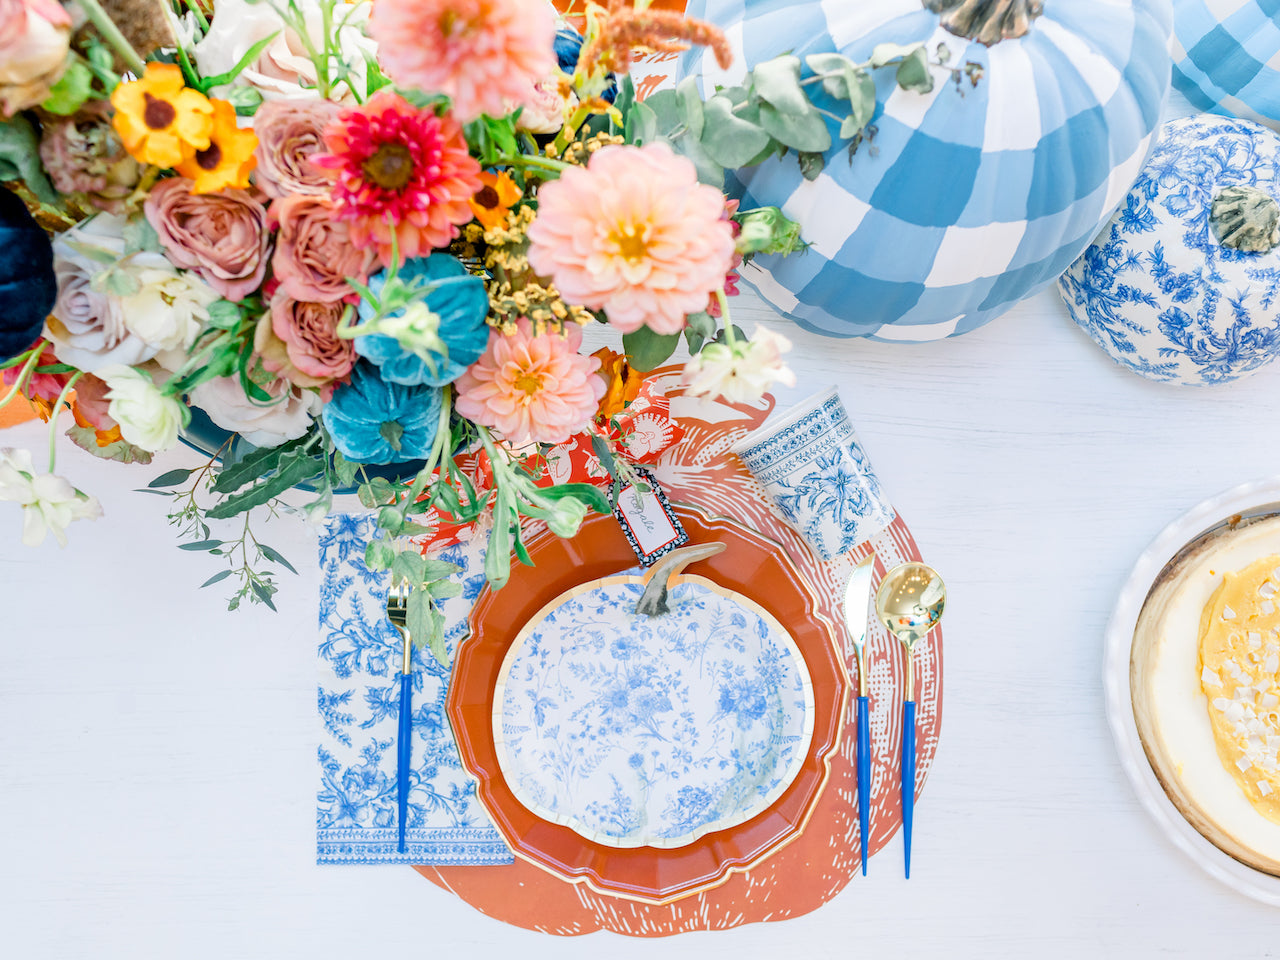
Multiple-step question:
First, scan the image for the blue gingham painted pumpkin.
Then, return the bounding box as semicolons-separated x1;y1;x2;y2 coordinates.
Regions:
678;0;1172;342
1171;0;1280;132
1058;114;1280;385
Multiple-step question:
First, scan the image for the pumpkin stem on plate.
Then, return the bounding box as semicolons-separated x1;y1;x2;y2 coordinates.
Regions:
1211;185;1280;254
923;0;1043;45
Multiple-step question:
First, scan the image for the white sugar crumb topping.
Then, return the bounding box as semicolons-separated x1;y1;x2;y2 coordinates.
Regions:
1238;756;1253;772
1264;600;1277;615
1268;654;1280;674
1263;693;1280;709
1223;605;1238;620
1250;632;1264;648
1260;781;1274;797
1203;667;1223;687
1263;581;1279;598
1214;697;1232;711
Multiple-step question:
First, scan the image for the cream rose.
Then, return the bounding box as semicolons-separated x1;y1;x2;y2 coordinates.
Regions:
97;364;186;453
189;375;320;448
47;214;218;374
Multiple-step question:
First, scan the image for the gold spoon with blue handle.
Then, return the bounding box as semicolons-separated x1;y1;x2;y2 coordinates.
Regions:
875;563;946;879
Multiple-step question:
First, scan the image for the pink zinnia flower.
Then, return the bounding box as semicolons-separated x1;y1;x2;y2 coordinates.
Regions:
368;0;555;123
312;90;482;265
526;142;735;336
455;319;605;447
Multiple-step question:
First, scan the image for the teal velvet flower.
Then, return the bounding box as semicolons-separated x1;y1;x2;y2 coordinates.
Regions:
355;254;489;387
322;361;441;464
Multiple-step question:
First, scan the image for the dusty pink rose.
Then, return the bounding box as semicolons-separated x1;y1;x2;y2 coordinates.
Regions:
269;194;375;303
455;318;604;446
252;98;342;200
266;289;355;382
145;178;270;302
527;143;735;335
0;0;70;116
38;101;140;212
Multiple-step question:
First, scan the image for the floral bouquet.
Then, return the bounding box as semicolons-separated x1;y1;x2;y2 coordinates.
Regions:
0;0;950;653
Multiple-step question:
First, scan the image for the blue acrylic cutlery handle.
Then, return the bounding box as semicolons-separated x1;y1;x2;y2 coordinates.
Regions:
902;699;916;879
397;672;413;854
856;695;871;877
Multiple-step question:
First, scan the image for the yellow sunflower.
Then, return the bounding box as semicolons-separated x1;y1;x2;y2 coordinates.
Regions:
176;99;258;193
111;63;214;169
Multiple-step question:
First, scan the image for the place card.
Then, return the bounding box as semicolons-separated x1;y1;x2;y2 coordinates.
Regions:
609;466;688;566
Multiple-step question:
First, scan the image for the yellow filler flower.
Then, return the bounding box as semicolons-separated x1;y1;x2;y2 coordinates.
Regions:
176;99;258;193
111;63;214;169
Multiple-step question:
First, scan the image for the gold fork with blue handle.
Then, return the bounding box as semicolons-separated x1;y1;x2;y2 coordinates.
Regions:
386;581;413;854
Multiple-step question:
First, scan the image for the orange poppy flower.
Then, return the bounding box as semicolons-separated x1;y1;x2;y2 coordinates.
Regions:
468;170;522;230
111;62;214;168
176;99;258;193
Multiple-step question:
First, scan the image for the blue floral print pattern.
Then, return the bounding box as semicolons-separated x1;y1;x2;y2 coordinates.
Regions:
494;577;814;849
316;515;512;865
1059;115;1280;385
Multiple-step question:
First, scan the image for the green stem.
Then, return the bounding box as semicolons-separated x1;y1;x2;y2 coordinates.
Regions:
551;104;593;155
0;348;45;412
75;0;147;76
184;0;210;33
495;153;572;176
714;290;737;345
46;371;83;474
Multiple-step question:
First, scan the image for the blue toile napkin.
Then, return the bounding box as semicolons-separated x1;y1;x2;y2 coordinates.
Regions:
316;514;513;865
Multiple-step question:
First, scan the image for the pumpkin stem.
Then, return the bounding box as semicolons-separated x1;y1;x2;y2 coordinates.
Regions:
923;0;1043;45
1211;185;1280;254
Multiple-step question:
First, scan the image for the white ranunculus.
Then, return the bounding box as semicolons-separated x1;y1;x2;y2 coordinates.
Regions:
681;325;796;404
189;375;320;448
46;214;217;374
193;0;376;103
97;364;186;453
121;264;219;355
0;447;102;547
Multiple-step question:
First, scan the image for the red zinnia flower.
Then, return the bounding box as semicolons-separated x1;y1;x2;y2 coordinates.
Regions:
313;91;483;266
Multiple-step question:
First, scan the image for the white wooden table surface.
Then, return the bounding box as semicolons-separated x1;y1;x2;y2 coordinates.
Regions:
3;281;1278;957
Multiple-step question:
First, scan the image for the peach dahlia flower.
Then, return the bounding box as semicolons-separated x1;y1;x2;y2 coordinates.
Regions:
526;142;735;336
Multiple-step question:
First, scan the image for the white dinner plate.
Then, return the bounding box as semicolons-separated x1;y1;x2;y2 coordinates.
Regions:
1105;476;1280;904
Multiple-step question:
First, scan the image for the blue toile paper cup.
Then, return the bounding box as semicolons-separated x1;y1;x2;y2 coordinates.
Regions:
731;386;896;561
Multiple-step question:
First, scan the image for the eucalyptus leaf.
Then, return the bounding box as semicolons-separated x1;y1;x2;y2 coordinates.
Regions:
798;151;825;181
700;95;771;169
212;433;310;494
201;570;233;588
205;448;324;519
257;544;297;575
895;46;934;94
751;56;810;114
421;558;461;581
869;41;925;69
365;538;395;571
122;216;162;255
390;549;425;586
622;326;681;372
676;76;705;140
148;468;195;488
178;539;224;551
407;588;447;667
758;101;831;153
627;99;658;145
333;450;358;488
427;580;462;601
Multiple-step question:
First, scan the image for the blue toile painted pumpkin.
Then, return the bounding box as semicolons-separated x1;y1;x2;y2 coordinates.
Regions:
678;0;1172;342
1171;0;1280;132
0;187;56;362
1058;114;1280;385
